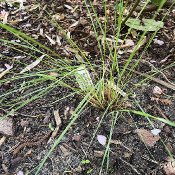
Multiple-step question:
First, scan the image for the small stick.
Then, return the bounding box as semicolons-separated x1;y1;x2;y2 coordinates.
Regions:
131;69;175;91
121;0;140;27
155;106;169;121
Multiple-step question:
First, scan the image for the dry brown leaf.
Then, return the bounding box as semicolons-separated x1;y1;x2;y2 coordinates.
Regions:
163;157;175;175
135;128;159;147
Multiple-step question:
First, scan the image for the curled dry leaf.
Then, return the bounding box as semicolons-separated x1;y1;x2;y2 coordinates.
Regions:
135;128;159;147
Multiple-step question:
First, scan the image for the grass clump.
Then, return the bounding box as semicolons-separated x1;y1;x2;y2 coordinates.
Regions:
0;0;175;174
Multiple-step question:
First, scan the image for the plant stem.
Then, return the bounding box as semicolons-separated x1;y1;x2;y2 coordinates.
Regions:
121;0;140;27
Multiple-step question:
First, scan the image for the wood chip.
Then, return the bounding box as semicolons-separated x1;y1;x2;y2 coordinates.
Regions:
59;145;71;156
0;136;6;147
51;109;62;138
94;150;104;157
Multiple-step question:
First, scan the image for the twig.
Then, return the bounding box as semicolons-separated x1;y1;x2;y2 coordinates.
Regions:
155;106;169;121
118;157;141;174
140;59;175;87
121;0;140;27
131;69;175;91
0;108;45;118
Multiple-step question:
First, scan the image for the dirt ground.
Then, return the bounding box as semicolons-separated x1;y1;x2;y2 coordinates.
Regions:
0;0;175;175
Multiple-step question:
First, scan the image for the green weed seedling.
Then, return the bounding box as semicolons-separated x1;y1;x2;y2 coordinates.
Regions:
49;123;54;131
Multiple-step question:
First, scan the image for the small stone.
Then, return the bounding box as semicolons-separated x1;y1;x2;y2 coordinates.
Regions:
0;117;14;136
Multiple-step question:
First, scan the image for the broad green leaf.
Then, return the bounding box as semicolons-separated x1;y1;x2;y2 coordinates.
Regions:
125;18;164;31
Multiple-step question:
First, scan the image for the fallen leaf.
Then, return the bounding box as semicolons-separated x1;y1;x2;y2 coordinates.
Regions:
64;4;73;10
96;117;100;122
125;39;135;46
124;152;132;158
163;157;175;175
69;21;79;28
0;68;4;71
135;128;159;147
49;72;58;76
56;35;62;46
126;18;164;31
131;29;137;38
97;135;107;146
